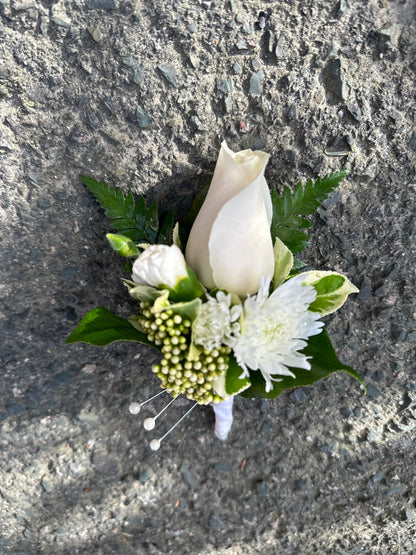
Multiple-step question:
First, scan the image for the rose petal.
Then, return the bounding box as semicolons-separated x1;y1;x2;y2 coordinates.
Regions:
208;170;274;297
262;177;273;225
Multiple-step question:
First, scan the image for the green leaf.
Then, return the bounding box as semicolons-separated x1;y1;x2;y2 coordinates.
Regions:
290;257;308;274
160;298;202;322
273;237;294;288
184;182;210;228
240;329;364;399
65;307;160;350
272;224;309;253
122;259;133;275
225;355;251;395
271;171;348;254
80;175;160;245
124;280;166;302
300;270;360;316
165;266;204;303
109;218;140;232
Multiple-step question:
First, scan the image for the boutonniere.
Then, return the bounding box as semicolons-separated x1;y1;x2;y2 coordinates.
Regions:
67;142;363;449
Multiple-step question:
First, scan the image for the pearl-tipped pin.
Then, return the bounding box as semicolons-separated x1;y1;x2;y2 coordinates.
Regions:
143;395;178;431
128;390;167;415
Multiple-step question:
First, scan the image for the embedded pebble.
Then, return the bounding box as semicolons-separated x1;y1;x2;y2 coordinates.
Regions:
322;58;348;101
131;65;144;85
217;77;233;93
157;65;179;88
256;481;268;497
139;466;154;484
86;0;115;9
41;478;52;493
209;514;226;530
37;197;51;209
339;407;353;418
51;16;71;28
367;385;382;399
180;462;197;487
236;39;248;50
251;59;261;71
358;277;373;301
289;388;311;404
214;461;233;471
249;70;264;95
136;107;152;128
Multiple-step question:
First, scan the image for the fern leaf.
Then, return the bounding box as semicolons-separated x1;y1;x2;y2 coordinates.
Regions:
80;175;160;244
271;170;348;253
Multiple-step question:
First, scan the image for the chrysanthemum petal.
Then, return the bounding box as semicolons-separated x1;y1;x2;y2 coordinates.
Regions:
234;274;324;391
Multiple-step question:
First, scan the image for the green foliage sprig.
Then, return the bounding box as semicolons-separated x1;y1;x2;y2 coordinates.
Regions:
271;170;348;253
80;175;175;245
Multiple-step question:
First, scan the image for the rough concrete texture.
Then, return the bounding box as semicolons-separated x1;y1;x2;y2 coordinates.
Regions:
1;0;416;553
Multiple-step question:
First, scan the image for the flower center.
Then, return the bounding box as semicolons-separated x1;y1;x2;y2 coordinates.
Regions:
262;319;287;344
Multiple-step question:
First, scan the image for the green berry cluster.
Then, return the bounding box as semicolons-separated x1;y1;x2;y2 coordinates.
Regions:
137;302;229;404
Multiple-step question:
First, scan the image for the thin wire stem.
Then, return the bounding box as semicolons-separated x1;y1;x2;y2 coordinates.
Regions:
154;395;178;421
141;390;166;405
159;402;198;442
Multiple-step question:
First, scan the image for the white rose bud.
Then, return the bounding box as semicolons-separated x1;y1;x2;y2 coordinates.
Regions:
185;141;274;298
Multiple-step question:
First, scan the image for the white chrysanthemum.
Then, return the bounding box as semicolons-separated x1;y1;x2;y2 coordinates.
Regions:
234;274;324;392
193;291;242;351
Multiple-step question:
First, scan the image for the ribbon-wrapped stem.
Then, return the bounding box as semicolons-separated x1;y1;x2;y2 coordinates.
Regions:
212;396;234;440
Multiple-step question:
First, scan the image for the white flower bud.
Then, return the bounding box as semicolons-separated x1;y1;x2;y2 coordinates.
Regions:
131;244;187;289
185;141;274;297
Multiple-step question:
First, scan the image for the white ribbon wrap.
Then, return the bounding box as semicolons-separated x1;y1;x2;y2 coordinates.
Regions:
212;396;234;440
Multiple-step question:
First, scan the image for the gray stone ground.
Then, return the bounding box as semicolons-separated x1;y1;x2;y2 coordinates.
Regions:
1;0;416;553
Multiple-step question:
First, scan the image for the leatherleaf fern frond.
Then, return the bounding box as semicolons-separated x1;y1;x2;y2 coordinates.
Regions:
270;170;349;253
80;175;174;245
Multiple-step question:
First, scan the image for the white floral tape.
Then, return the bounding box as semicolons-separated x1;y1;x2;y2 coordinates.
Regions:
212;396;234;440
